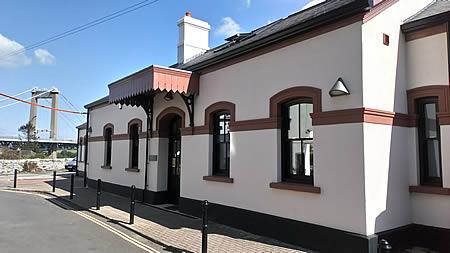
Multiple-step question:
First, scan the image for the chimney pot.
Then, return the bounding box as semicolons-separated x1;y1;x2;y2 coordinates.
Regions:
185;11;192;17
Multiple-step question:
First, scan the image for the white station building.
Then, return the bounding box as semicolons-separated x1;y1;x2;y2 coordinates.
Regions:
77;0;450;252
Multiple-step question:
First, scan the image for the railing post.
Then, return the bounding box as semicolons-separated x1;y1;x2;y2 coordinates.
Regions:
129;185;136;224
52;171;56;193
201;200;208;253
70;174;74;199
13;169;17;188
96;179;101;210
378;239;392;253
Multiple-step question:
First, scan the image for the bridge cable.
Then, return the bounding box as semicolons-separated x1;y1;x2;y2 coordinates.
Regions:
0;91;87;114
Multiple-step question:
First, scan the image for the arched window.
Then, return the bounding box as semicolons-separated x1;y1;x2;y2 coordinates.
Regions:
103;125;113;168
127;119;142;171
281;98;314;184
212;111;231;176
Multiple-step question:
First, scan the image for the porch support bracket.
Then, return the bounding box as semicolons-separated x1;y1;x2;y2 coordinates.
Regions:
181;93;195;129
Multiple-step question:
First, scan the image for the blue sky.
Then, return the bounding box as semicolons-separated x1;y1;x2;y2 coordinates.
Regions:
0;0;316;140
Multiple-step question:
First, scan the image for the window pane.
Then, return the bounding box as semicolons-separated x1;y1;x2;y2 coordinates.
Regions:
213;112;231;175
288;104;299;139
300;103;313;138
303;140;313;176
424;103;438;138
290;141;302;176
426;140;441;177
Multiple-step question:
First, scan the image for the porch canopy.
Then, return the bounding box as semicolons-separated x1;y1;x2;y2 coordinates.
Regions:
108;65;199;128
108;65;199;107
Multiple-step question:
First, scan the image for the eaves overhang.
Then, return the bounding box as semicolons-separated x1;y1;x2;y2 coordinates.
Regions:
402;10;450;33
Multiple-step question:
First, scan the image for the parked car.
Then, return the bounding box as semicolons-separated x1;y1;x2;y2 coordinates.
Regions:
65;158;77;172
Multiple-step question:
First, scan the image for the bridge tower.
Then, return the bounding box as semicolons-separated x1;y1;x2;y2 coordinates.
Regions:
29;88;59;140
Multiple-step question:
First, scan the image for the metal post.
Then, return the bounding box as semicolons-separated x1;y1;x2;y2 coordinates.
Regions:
201;200;208;253
52;171;56;192
96;179;101;210
378;239;392;253
130;185;136;224
83;109;90;188
70;174;74;199
13;169;17;188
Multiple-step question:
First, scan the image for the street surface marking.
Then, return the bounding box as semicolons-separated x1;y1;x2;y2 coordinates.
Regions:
1;189;160;253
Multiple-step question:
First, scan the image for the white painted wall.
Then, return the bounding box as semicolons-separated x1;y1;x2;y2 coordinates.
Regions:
361;0;434;114
363;124;413;234
194;22;364;125
411;193;450;229
88;140;146;188
360;0;445;235
86;93;189;190
182;123;367;235
406;33;449;90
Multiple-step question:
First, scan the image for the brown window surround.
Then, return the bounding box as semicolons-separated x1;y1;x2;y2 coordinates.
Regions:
409;185;450;196
407;85;450;126
270;182;321;194
155;107;185;137
128;118;142;170
181;101;235;135
203;176;234;184
103;123;114;168
128;118;143;134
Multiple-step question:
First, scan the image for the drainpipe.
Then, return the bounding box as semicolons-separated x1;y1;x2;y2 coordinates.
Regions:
75;128;80;176
83;109;90;188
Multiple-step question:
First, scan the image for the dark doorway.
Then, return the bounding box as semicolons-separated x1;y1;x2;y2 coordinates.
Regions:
167;116;182;205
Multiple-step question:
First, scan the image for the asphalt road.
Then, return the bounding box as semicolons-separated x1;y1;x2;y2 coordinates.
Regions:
0;190;154;253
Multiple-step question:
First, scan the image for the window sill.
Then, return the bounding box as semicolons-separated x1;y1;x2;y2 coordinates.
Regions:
125;168;140;173
101;165;112;169
203;176;234;184
270;182;321;194
409;185;450;196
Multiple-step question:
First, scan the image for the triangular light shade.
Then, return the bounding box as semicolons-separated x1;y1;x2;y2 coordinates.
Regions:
329;78;350;97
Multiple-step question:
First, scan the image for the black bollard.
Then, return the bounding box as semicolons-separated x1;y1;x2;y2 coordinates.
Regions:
52;171;56;192
13;169;17;188
96;179;101;210
201;200;208;253
378;239;392;253
70;174;74;199
129;185;136;224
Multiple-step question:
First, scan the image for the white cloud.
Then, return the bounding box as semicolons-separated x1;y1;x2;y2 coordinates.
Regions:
0;34;32;68
34;48;55;65
215;17;241;38
245;0;251;8
301;0;326;10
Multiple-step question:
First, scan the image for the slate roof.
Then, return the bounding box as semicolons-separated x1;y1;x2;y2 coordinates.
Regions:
177;0;370;71
76;123;87;129
84;96;109;109
404;0;450;24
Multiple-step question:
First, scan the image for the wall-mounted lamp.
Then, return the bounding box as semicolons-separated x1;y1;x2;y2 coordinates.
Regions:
118;104;123;110
164;92;174;101
88;127;93;133
329;78;350;97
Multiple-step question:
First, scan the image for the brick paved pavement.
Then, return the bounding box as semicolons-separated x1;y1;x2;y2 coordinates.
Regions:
0;174;311;253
